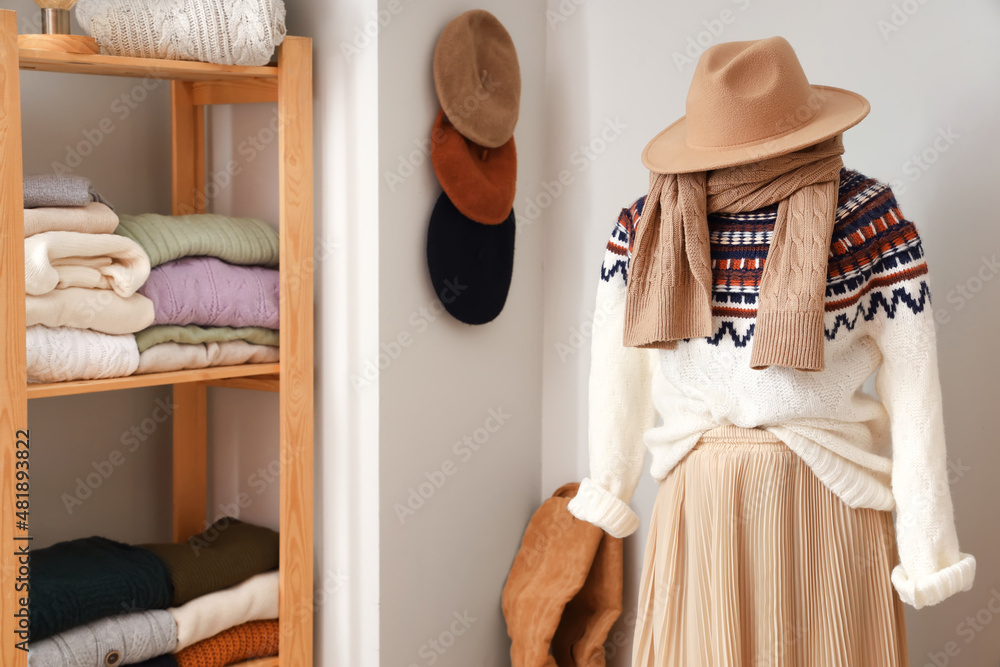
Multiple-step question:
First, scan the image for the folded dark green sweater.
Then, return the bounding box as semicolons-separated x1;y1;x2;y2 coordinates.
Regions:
29;537;172;641
141;518;279;606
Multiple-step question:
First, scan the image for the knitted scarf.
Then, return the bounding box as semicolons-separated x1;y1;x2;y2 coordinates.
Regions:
623;135;845;371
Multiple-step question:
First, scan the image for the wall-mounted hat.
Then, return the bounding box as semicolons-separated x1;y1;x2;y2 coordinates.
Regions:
433;9;520;148
642;36;870;174
431;109;517;225
426;192;515;325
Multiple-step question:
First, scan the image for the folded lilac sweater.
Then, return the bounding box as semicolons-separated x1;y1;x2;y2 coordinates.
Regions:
138;257;279;329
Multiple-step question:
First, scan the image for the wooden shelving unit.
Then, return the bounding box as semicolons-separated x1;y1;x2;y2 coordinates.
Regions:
0;10;313;667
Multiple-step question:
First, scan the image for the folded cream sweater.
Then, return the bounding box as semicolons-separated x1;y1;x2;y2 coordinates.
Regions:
169;571;278;651
136;340;279;374
27;287;154;335
23;202;119;237
25;231;150;297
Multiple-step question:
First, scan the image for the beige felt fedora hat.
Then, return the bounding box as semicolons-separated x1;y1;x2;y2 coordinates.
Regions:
642;36;870;174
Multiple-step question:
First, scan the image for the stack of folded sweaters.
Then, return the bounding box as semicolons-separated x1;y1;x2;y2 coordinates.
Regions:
117;213;281;375
23;175;152;382
22;174;282;382
28;518;282;667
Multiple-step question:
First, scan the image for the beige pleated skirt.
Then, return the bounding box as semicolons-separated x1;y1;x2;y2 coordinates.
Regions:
633;425;908;667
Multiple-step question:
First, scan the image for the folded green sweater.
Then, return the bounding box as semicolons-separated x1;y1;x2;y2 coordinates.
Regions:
29;537;173;641
115;213;279;268
141;518;279;606
135;325;280;353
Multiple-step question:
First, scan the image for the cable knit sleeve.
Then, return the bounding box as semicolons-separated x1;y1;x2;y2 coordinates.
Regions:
568;200;657;538
869;195;975;609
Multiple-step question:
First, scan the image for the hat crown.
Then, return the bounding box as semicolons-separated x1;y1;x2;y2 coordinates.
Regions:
685;37;820;149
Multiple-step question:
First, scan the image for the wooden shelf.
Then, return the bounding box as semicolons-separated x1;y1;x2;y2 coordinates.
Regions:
19;47;278;81
27;364;280;399
231;658;279;667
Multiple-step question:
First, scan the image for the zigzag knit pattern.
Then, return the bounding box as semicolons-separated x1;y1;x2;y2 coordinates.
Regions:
602;169;929;344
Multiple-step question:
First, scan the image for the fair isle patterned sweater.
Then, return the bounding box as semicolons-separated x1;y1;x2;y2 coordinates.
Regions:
567;169;975;609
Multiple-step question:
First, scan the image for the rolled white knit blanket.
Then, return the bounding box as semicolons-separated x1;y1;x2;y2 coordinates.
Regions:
76;0;287;67
25;231;150;297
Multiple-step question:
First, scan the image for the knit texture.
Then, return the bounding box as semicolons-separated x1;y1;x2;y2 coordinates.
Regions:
29;537;172;641
568;169;976;609
174;619;279;667
136;340;279;374
141;519;279;607
28;609;177;667
625;136;843;371
115;214;279;268
23;174;111;209
139;257;279;328
170;570;278;651
23;202;119;237
76;0;286;66
27;288;155;335
136;325;279;353
27;325;139;383
25;231;150;297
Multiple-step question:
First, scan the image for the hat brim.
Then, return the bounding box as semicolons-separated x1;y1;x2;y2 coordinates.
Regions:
641;85;870;174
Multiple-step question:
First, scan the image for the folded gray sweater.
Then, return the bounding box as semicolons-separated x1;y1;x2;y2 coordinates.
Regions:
28;610;177;667
23;174;112;209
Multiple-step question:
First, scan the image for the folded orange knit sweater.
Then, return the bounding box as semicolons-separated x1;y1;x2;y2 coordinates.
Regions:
174;619;279;667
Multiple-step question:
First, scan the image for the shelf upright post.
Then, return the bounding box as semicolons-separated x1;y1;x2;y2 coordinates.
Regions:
0;10;29;667
169;79;210;541
277;36;314;667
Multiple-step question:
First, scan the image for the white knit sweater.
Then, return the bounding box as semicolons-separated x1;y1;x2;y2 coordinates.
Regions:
567;170;975;609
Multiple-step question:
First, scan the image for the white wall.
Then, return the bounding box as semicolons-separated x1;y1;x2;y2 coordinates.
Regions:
375;1;545;665
542;1;1000;666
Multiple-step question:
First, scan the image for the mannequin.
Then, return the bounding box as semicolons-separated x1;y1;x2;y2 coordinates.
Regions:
567;37;975;667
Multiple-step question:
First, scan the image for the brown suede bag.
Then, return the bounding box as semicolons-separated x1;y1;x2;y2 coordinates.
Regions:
502;482;624;667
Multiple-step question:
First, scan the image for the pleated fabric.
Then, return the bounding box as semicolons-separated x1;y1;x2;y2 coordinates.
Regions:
633;425;907;667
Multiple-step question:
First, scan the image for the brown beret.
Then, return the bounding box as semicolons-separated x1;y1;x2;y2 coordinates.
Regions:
431;109;516;225
433;9;521;148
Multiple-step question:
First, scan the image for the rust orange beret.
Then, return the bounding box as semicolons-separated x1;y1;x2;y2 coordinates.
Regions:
431;109;516;226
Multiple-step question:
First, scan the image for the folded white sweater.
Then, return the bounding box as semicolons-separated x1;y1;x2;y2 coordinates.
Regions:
27;325;139;383
23;202;119;238
169;571;279;651
26;287;154;335
25;231;150;297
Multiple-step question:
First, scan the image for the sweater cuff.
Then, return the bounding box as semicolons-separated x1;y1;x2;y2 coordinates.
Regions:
891;553;976;609
567;478;639;538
